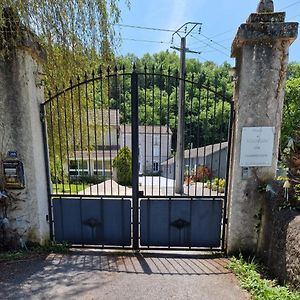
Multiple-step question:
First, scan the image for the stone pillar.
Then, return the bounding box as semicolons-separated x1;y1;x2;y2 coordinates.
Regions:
227;2;298;254
0;10;49;245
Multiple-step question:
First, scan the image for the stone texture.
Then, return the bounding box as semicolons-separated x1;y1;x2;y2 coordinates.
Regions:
256;0;274;13
286;216;300;290
258;195;300;291
0;13;49;245
227;9;298;254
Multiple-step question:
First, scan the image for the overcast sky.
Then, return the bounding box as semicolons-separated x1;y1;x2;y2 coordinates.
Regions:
115;0;300;65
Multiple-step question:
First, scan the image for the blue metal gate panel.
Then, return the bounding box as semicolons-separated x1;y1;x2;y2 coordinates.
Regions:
53;198;131;246
140;199;223;247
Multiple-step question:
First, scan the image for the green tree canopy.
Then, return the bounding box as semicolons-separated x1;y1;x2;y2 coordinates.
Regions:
0;0;130;90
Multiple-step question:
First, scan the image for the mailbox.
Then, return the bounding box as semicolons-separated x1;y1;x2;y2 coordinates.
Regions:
2;152;25;189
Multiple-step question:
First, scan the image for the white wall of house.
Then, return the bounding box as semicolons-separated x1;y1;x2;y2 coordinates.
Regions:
120;131;172;174
162;147;228;180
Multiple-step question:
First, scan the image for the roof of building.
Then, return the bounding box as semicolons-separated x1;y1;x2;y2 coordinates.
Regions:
87;109;119;126
120;125;172;135
161;142;228;166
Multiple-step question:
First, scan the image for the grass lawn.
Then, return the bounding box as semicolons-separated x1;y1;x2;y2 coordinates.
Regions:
52;183;85;194
227;256;300;300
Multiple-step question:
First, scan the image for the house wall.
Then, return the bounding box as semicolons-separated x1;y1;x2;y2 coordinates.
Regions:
162;147;228;180
120;132;172;174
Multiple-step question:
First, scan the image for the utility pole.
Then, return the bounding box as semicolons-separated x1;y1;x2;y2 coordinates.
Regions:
171;22;202;195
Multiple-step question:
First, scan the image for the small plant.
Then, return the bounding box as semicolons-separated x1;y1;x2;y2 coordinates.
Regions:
228;256;300;300
194;165;211;182
113;146;132;186
206;178;226;193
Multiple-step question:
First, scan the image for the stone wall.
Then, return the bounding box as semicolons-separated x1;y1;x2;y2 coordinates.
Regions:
0;11;49;247
259;196;300;291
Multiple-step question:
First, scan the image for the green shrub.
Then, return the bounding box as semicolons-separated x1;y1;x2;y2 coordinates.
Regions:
113;146;132;186
70;175;105;184
228;256;300;300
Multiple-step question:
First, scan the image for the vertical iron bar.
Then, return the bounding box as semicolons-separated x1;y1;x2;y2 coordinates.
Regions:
107;67;113;195
55;90;65;194
63;90;71;194
175;37;186;195
100;69;106;195
217;91;225;196
151;66;155;196
195;79;202;197
202;85;209;195
209;78;218;197
159;66;163;196
49;97;58;193
131;67;139;250
92;71;99;195
114;67;120;196
70;80;78;194
173;72;179;195
187;75;195;196
77;77;86;194
85;73;92;194
122;66;127;196
222;99;234;251
144;66;147;196
40;103;54;240
166;67;171;196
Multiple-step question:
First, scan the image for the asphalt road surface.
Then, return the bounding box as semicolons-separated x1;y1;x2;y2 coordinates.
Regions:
0;250;250;300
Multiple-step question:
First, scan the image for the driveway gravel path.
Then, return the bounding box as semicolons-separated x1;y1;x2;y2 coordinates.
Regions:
0;250;250;300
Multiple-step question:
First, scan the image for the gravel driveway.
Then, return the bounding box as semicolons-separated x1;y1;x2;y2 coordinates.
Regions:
0;250;250;300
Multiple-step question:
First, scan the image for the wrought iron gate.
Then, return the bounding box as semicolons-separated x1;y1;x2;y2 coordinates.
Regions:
41;65;233;251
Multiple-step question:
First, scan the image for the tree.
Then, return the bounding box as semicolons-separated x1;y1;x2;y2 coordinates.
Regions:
282;63;300;148
116;51;233;149
113;146;132;186
0;0;130;90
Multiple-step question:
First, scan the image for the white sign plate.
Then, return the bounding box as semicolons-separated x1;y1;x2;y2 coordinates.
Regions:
240;127;275;167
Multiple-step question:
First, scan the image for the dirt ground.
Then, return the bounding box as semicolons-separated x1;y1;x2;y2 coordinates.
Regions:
0;250;250;300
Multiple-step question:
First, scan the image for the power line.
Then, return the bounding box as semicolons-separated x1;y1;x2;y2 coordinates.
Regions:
119;23;230;55
190;34;230;58
118;24;179;33
123;38;172;45
199;33;230;51
279;1;300;10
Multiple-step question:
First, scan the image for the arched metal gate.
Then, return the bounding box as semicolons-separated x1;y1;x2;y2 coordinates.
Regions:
40;66;233;251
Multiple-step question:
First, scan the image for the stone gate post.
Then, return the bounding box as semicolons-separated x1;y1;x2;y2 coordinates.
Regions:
0;9;49;245
227;1;298;254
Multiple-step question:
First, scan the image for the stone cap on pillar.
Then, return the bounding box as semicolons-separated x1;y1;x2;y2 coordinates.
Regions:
0;7;47;62
231;1;298;58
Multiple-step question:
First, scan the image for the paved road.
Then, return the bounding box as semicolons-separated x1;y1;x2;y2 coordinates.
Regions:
1;250;250;300
79;177;222;197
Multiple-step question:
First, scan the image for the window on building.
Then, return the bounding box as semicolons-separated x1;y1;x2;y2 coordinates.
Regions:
154;135;160;145
153;146;159;157
93;160;111;175
69;160;88;176
153;162;159;172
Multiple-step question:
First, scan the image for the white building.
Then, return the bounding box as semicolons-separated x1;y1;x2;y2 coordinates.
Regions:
68;109;172;177
161;142;228;180
119;125;172;174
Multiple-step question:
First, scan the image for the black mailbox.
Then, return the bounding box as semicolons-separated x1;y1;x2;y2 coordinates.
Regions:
2;153;25;189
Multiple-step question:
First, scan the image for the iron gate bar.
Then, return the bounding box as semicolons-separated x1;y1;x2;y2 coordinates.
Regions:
40;104;54;240
222;99;234;251
217;89;226;196
131;67;139;249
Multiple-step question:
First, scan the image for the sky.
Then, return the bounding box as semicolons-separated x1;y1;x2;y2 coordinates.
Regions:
115;0;300;66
